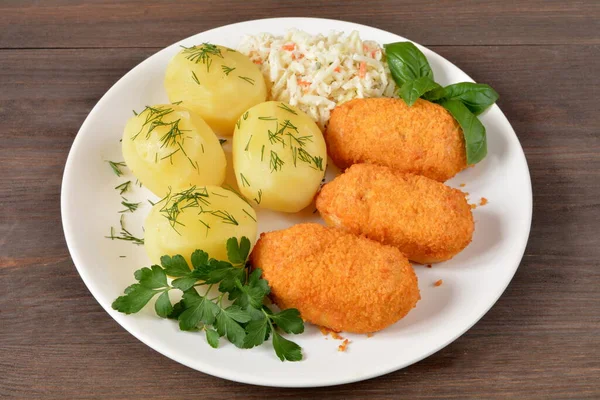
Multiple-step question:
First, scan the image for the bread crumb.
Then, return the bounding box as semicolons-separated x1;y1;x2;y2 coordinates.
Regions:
480;197;488;206
320;326;344;340
426;264;432;268
459;183;466;187
470;204;477;209
338;339;350;352
367;332;374;338
434;279;443;287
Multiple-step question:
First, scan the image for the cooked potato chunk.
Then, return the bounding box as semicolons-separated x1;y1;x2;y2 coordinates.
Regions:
232;101;327;213
122;104;226;198
164;44;267;135
144;186;257;265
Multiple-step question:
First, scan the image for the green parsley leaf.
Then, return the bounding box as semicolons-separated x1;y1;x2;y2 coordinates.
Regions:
134;265;168;289
167;300;185;320
160;255;191;277
243;316;270;348
191;249;209;269
270;309;305;334
226;236;251;265
272;331;303;362
230;269;269;309
215;306;248;348
205;327;220;348
154;291;173;318
112;284;157;314
178;288;220;331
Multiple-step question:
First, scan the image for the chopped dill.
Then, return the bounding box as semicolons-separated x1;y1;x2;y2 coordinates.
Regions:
171;100;183;105
270;150;285;172
114;181;131;195
253;189;263;205
119;199;141;213
244;135;252;151
278;103;298;115
191;71;201;85
181;43;223;72
210;210;239;226
240;173;250;187
243;111;249;120
222;184;252;206
238;76;255;85
221;65;236;76
219;138;227;145
132;109;138;116
258;116;277;121
107;161;126;177
105;215;144;245
159;186;211;234
260;145;265;161
242;209;257;222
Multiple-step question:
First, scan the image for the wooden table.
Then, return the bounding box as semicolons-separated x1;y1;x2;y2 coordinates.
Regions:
1;1;598;398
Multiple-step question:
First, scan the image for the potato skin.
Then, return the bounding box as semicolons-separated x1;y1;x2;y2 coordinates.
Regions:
316;164;474;264
144;186;257;266
250;223;420;333
326;98;467;182
233;101;327;213
164;44;267;135
122;104;226;198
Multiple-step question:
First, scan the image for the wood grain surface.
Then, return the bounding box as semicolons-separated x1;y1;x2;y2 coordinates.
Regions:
1;1;599;399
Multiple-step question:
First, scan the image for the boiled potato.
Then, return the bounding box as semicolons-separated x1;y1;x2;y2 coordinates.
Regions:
122;103;226;198
164;44;267;135
144;185;257;265
233;101;327;213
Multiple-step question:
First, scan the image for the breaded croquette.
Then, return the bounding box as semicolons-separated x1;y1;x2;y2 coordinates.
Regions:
316;164;474;264
250;224;420;333
325;98;467;182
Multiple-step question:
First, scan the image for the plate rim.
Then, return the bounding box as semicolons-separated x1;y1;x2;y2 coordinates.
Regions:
61;17;533;387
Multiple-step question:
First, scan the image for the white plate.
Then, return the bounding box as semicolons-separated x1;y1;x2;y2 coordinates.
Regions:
61;17;532;387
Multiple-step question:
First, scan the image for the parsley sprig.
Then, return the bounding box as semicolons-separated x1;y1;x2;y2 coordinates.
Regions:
112;237;304;361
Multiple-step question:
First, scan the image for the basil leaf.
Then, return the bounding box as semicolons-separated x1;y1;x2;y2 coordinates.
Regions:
440;99;487;165
399;76;441;107
437;83;499;115
384;42;433;86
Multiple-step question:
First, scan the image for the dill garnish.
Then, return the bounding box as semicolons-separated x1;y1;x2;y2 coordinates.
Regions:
244;135;252;151
243;111;249;120
159;186;211;234
191;71;201;85
119;199;141;213
132;109;138;116
240;173;250;187
172;100;183;105
223;184;252;206
253;189;263;205
221;65;236;76
260;145;265;161
107;161;126;177
258;116;277;121
242;209;257;222
278;103;298;115
181;43;223;72
106;215;144;245
219;138;227;145
270;150;285;172
238;76;255;85
115;181;131;195
210;210;239;225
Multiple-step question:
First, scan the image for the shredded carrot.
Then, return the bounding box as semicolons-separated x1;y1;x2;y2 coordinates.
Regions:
480;197;488;206
359;61;367;78
434;279;443;287
338;339;350;352
297;79;311;87
459;183;466;187
334;66;341;73
282;43;296;51
252;59;263;65
291;53;304;61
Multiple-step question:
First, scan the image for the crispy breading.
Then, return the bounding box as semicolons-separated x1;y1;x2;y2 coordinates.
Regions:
250;224;420;333
325;98;467;182
316;164;474;264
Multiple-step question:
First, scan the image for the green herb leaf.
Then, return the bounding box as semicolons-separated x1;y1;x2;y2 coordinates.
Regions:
134;265;168;289
171;273;201;291
178;288;220;331
272;331;303;362
230;269;270;309
112;284;157;314
433;82;499;115
398;76;441;107
384;42;433;86
215;307;247;348
154;291;173;318
191;250;209;269
270;309;304;334
439;99;487;165
167;300;186;320
226;236;251;265
205;327;220;348
160;255;191;277
243;316;270;348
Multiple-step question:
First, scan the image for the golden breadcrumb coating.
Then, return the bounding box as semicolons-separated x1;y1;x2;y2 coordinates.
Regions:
316;164;474;264
250;224;420;333
325;98;467;182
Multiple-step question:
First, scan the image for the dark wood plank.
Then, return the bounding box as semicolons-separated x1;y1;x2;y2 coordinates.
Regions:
0;0;598;49
1;44;599;398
